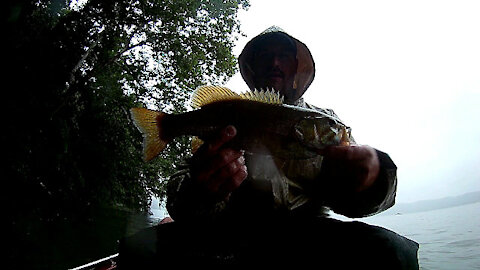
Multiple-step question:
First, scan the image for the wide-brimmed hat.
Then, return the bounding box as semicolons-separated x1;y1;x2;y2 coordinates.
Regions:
238;26;315;101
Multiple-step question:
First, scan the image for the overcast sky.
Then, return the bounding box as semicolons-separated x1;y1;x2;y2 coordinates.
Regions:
225;0;480;203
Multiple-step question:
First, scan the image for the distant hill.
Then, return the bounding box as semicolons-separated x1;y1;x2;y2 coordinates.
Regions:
381;190;480;215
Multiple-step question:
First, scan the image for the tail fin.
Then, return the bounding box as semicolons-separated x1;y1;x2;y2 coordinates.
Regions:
130;107;167;161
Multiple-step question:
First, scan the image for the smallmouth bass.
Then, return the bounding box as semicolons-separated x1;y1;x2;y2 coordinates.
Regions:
130;86;351;161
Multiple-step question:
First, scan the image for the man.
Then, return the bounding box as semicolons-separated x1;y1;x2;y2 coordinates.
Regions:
119;26;419;269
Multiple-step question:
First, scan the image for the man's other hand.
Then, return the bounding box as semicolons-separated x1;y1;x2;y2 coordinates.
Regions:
318;145;380;193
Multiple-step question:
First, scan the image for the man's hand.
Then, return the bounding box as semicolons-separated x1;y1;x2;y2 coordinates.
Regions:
190;125;248;200
318;145;380;193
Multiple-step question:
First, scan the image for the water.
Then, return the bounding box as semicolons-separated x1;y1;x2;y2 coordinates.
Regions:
149;197;169;225
356;202;480;270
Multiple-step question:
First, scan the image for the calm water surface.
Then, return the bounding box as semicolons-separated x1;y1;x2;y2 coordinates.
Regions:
358;202;480;270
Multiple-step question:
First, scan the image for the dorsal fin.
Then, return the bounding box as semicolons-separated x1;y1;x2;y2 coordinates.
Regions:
191;86;241;108
239;88;284;104
191;86;285;108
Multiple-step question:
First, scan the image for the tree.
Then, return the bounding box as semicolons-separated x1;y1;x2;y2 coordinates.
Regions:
4;0;248;267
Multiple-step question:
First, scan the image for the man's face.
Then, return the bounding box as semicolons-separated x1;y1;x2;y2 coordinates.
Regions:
252;39;298;101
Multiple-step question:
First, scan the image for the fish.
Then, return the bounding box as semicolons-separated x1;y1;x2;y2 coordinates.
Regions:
130;86;351;161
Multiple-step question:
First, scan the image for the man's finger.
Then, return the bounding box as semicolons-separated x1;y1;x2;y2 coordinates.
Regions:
207;125;237;153
196;149;243;184
206;157;246;195
209;148;244;173
216;163;248;198
191;125;236;165
209;155;244;184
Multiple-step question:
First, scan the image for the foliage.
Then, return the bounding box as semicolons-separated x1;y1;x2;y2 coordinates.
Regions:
4;0;248;267
4;0;248;223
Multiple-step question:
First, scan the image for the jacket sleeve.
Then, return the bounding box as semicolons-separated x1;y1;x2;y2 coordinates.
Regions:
324;149;397;218
305;105;397;218
165;159;228;221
